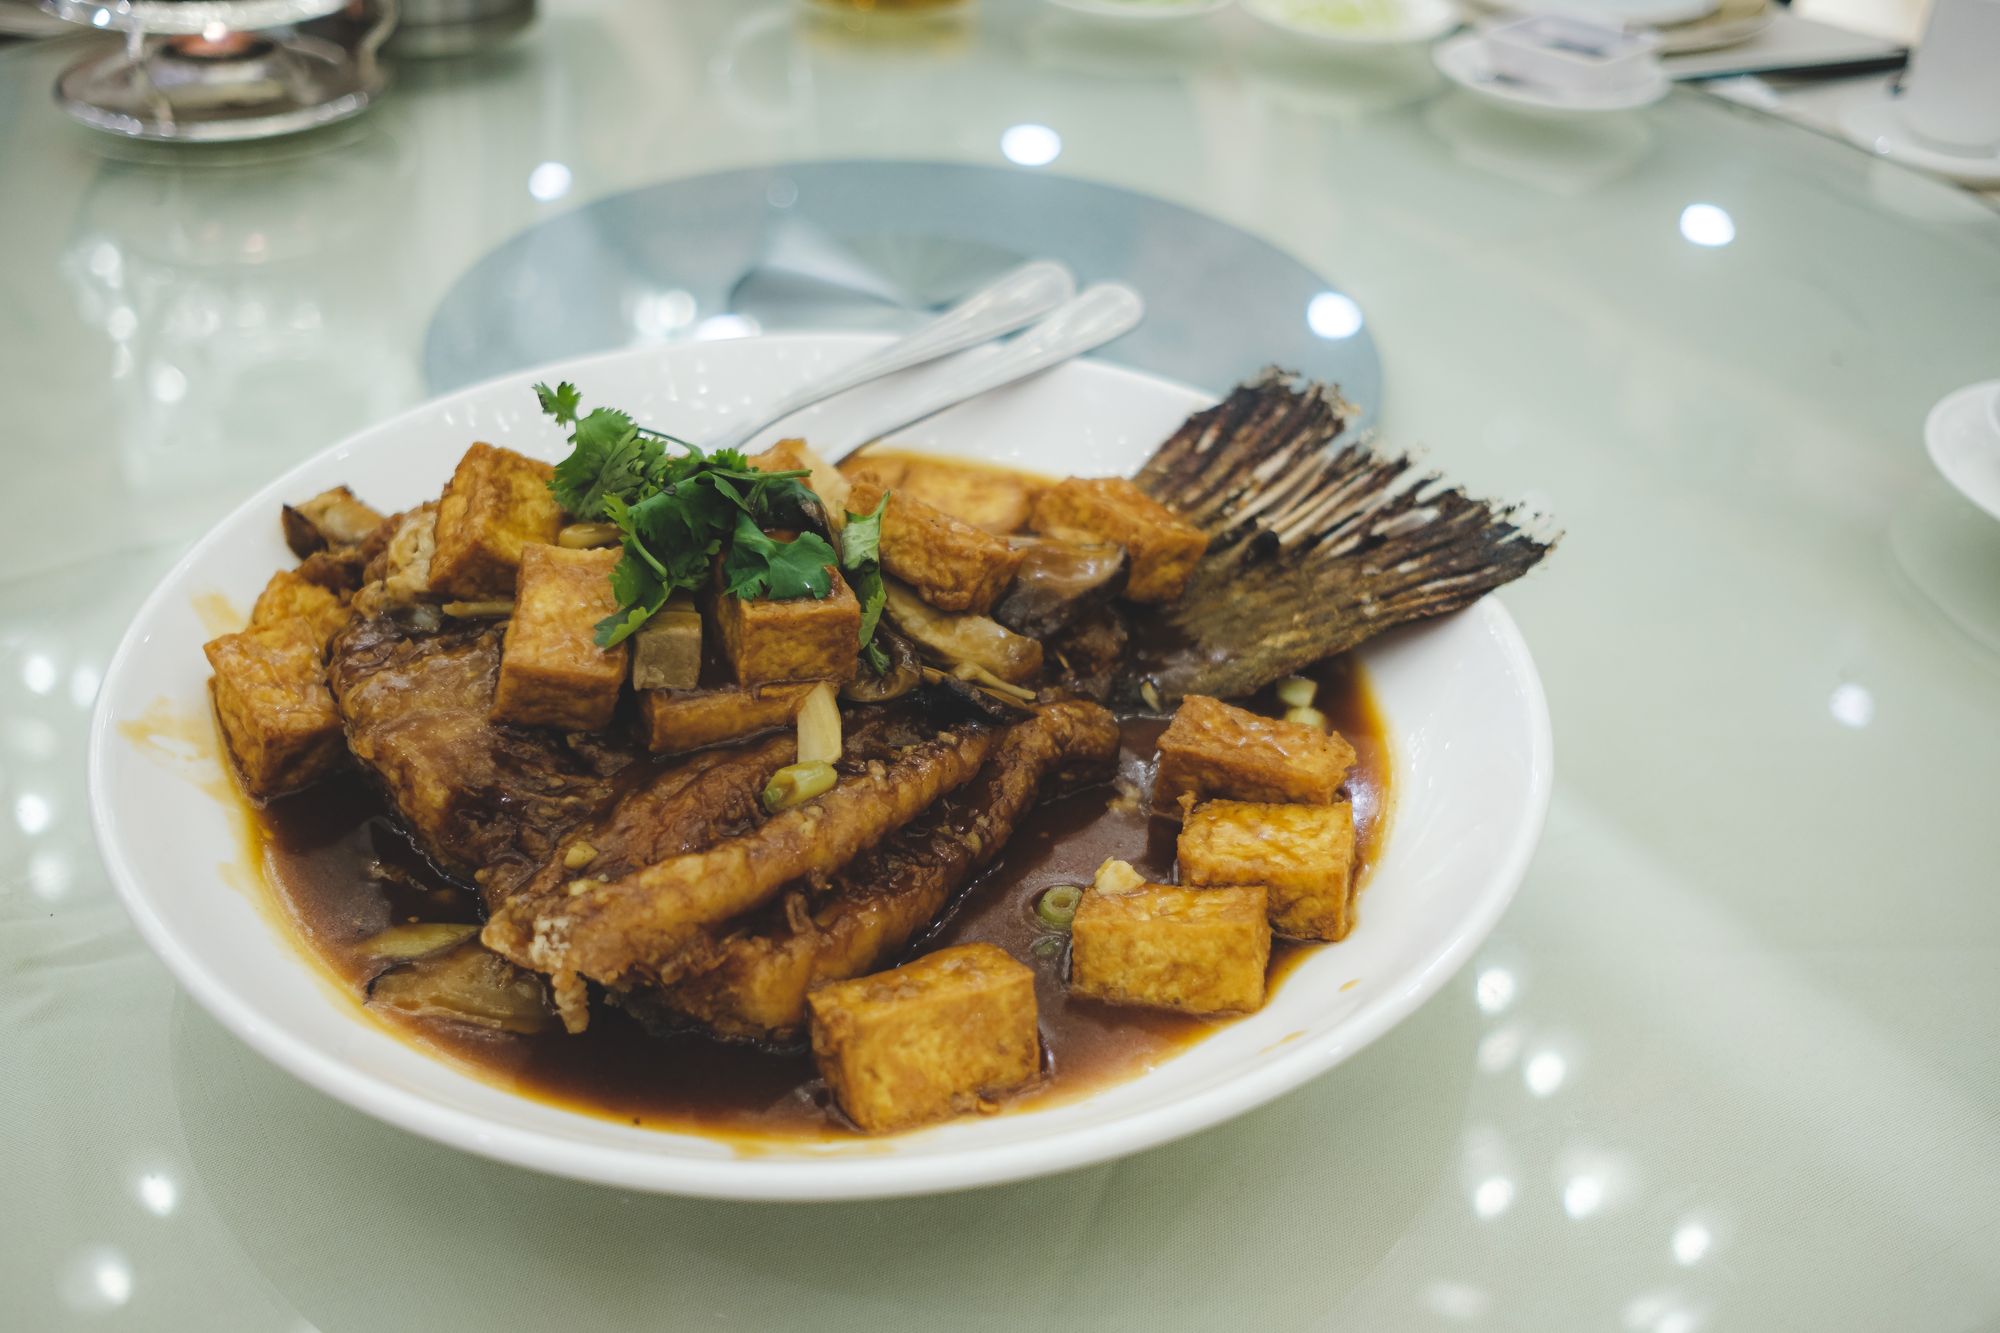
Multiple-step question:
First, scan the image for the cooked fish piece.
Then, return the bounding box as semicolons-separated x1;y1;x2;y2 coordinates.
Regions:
492;732;798;1030
882;581;1043;685
488;706;941;1030
1122;370;1558;703
325;613;639;895
498;723;1001;996
657;698;1119;1041
992;535;1129;640
283;485;386;558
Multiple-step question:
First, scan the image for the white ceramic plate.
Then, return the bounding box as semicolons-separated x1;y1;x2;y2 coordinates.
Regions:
1244;0;1461;46
1925;379;2000;523
1434;31;1669;113
89;334;1552;1201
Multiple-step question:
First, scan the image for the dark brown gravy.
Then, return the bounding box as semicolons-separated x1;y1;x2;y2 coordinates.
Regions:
256;658;1391;1142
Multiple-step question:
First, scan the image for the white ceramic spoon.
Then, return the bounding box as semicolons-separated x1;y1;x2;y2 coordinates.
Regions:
700;259;1077;452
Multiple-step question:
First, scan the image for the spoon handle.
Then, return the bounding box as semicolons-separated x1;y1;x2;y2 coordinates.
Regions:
826;283;1145;465
702;260;1077;453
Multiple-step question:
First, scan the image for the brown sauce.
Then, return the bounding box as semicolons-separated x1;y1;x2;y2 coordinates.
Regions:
255;658;1390;1142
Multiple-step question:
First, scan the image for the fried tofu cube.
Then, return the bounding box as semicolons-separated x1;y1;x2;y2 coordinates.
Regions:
750;438;852;516
1030;476;1207;603
844;454;1046;534
204;618;345;799
429;443;564;597
1074;864;1271;1011
808;942;1041;1134
895;457;1045;534
640;681;817;754
1154;694;1355;814
1069;860;1270;1015
491;544;627;731
1179;798;1358;941
846;478;1024;615
714;569;861;687
248;568;350;648
630;594;702;692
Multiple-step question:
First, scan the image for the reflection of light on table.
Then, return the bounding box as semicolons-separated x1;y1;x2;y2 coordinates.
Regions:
1678;202;1736;247
1307;291;1365;340
1001;123;1063;166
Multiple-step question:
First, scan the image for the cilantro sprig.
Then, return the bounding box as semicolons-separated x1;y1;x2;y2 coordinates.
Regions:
840;493;891;673
534;381;836;648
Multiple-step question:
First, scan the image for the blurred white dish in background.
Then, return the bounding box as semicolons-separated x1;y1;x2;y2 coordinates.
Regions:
1433;29;1669;112
1484;16;1660;95
1048;0;1233;19
1841;96;2000;188
1925;380;2000;523
1244;0;1462;46
1478;0;1716;26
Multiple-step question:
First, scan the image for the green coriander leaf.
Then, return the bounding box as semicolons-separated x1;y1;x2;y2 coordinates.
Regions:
840;492;888;568
840;492;891;672
534;381;582;427
596;550;671;647
722;512;836;601
549;408;660;520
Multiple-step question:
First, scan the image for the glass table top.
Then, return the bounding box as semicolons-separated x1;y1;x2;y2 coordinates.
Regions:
3;3;1999;1330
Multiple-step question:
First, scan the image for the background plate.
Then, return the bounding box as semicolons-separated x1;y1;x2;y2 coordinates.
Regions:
422;160;1383;426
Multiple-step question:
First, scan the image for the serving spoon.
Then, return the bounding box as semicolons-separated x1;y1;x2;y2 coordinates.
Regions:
822;282;1146;464
700;259;1077;453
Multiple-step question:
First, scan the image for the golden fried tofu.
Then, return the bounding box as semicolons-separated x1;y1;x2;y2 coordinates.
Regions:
750;438;852;516
1154;694;1355;813
1030;476;1207;604
640;681;817;754
714;569;860;687
846;478;1024;615
491;544;627;731
893;457;1046;534
248;568;350;649
429;443;564;598
1179;798;1358;941
1069;860;1270;1015
630;594;701;692
807;942;1040;1134
204;618;345;799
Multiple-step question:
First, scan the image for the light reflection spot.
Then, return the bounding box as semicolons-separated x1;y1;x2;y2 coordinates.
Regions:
1307;291;1364;340
1679;203;1735;247
1829;682;1873;729
16;793;53;836
1475;966;1515;1014
1473;1176;1514;1219
1563;1173;1604;1218
528;161;573;202
1524;1049;1566;1097
1001;123;1062;167
1672;1221;1711;1265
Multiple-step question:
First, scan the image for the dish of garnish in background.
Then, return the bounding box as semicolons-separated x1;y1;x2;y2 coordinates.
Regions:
90;334;1554;1199
1047;0;1234;20
1243;0;1462;48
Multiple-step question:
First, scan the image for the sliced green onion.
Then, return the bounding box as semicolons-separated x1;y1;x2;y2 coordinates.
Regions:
795;681;842;766
1276;676;1318;709
1284;705;1328;731
1035;884;1084;930
1030;934;1066;962
762;760;837;813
